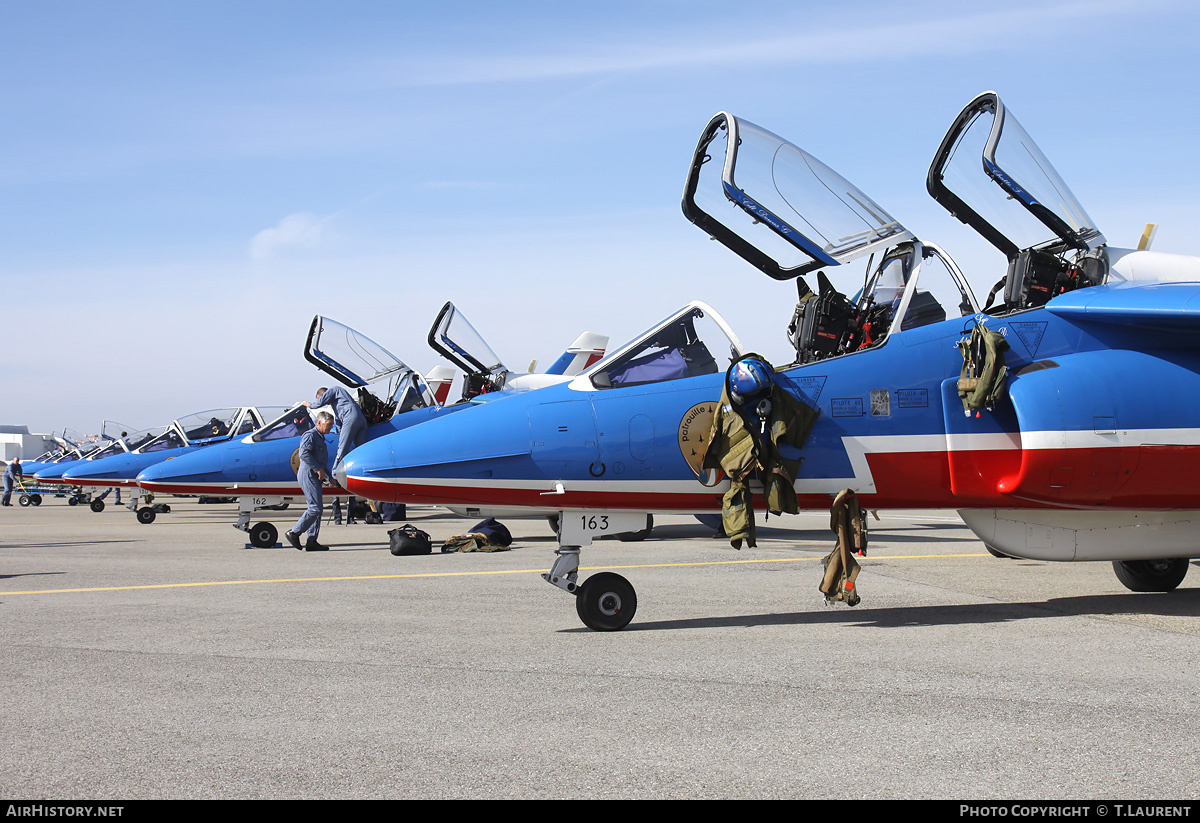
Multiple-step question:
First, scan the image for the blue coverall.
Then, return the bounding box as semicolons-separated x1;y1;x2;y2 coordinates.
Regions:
2;461;21;506
291;427;328;540
312;386;367;469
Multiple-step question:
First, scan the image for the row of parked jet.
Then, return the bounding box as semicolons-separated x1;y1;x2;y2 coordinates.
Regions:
23;91;1200;631
21;305;609;529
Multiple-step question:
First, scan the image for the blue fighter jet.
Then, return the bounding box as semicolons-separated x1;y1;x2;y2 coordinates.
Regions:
340;93;1200;630
135;310;607;547
36;425;165;510
20;430;91;478
61;406;281;522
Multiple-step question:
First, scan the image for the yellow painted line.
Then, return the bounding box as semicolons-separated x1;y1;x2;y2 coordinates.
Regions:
0;552;989;596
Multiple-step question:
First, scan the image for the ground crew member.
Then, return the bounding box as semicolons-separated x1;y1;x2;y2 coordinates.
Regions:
2;457;21;506
306;385;367;471
285;411;334;552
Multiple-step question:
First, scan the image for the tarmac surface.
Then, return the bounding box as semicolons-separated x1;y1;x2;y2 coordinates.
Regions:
2;497;1199;799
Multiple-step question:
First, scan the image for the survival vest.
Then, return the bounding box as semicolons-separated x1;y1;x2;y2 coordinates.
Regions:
956;323;1009;414
701;356;820;548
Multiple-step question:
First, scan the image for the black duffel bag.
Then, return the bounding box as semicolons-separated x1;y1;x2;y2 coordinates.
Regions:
389;524;432;556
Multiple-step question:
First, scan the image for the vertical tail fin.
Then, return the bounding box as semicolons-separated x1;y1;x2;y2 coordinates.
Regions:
544;332;608;376
425;365;456;406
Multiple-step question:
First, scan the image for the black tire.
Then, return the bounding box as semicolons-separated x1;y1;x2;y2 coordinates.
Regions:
249;522;278;549
547;514;560;535
68;496;79;506
1112;559;1189;593
90;499;105;513
616;514;653;542
136;507;156;524
30;494;42;506
18;494;30;507
575;572;637;631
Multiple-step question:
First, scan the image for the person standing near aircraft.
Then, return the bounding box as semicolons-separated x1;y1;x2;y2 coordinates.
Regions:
306;386;367;471
285;411;334;552
2;457;21;506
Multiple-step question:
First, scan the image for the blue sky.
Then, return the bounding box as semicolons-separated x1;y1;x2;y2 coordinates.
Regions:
3;0;1199;433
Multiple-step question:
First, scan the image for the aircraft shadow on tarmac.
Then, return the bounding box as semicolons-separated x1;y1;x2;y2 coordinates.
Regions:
583;585;1200;633
0;571;66;581
6;540;139;549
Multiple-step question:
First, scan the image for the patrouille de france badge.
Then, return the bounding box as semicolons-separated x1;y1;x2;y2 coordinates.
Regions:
678;401;724;487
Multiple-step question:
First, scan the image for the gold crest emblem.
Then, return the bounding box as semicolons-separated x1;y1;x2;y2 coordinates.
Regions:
677;401;724;487
290;448;301;475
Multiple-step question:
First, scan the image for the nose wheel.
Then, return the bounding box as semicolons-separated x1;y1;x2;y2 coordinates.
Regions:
544;511;654;631
575;572;637;632
248;521;279;549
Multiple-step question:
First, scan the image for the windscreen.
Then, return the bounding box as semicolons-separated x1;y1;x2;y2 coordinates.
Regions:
138;429;185;454
587;303;743;389
253;405;314;442
123;427;163;452
392;372;435;414
242;407;284;435
174;409;241;443
90;441;129;461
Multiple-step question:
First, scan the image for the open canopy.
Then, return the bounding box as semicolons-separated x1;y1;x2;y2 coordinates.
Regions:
305;316;412;389
683;112;912;280
927;91;1105;259
427;302;506;378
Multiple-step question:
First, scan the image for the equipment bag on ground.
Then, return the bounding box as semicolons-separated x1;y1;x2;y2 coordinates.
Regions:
389;524;432;556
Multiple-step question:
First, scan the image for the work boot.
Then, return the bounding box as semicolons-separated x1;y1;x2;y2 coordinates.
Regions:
305;538;329;552
284;530;302;550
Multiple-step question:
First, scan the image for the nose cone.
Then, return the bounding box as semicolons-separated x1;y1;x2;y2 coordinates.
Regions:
341;437;394;500
63;454;141;486
343;399;532;505
137;448;228;493
34;462;75;484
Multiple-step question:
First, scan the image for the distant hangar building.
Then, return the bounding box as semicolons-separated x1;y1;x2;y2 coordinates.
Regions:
0;425;56;462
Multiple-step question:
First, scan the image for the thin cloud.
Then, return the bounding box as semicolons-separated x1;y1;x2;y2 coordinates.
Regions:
249;212;328;260
362;0;1153;87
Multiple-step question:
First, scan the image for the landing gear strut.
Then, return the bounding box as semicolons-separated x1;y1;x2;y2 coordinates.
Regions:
233;495;294;547
541;510;650;631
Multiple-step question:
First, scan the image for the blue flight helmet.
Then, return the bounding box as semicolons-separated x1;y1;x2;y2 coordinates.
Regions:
729;357;774;405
